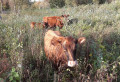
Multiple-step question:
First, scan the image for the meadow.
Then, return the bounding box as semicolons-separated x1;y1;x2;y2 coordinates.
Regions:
0;1;120;82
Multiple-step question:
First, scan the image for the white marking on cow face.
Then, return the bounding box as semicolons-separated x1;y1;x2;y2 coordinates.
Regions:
68;60;78;67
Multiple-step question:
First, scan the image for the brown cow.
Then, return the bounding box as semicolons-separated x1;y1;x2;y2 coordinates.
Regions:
43;15;69;29
30;22;44;29
30;22;36;29
44;30;86;70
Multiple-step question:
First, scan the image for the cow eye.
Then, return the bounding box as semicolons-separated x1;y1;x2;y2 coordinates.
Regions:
69;45;71;49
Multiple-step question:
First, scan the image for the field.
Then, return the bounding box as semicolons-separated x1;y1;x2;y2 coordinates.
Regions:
0;1;120;82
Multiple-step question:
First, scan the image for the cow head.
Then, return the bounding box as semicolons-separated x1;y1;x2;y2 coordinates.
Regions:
61;14;70;24
30;22;36;29
61;14;70;18
56;18;64;29
51;36;86;67
57;21;64;29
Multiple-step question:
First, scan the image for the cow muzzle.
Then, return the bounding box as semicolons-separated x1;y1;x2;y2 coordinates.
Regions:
68;60;78;67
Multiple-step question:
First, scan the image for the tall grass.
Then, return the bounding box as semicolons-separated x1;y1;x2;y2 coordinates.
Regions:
0;1;120;81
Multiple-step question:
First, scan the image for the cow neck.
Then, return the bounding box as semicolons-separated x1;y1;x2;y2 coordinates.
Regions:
56;17;62;21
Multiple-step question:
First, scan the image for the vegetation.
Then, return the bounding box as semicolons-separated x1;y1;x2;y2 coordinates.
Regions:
0;1;120;82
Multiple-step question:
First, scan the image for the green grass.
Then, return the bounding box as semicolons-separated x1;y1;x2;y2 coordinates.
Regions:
0;1;120;81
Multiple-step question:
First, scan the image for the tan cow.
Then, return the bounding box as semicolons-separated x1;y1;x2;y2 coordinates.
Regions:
44;30;86;70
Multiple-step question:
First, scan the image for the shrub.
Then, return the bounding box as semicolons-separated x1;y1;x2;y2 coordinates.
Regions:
49;0;65;8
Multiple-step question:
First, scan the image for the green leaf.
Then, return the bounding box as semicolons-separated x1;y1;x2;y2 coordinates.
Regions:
12;67;15;72
14;72;19;78
12;80;16;82
15;77;20;81
0;78;4;82
9;76;13;81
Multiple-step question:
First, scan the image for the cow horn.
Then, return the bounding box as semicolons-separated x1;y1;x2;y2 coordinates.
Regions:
78;37;86;44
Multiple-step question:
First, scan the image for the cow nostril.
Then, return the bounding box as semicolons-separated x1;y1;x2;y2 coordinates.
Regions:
75;60;78;65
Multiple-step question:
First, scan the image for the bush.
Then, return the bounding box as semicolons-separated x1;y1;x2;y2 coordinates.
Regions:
32;1;50;9
49;0;65;8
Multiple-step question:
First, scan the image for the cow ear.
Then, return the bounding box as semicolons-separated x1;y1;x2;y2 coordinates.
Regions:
67;14;69;17
77;37;86;45
51;37;63;45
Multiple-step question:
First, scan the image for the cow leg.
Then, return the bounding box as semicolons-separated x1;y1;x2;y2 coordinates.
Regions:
44;22;48;28
58;27;61;31
51;27;54;30
53;27;55;30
